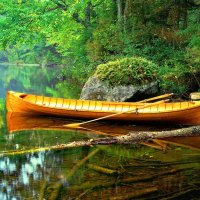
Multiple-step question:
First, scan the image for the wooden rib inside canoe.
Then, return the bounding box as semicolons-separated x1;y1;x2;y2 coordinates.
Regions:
6;91;200;125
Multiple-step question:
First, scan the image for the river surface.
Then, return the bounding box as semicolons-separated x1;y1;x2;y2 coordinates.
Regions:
0;64;200;200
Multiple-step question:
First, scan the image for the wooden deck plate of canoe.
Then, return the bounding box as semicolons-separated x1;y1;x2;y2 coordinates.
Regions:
6;91;200;125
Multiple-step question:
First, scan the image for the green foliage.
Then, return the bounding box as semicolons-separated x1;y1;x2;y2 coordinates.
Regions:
158;64;200;95
0;0;199;93
95;57;158;86
55;81;81;99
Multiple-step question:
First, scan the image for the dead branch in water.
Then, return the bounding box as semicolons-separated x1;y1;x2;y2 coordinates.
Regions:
87;163;119;176
1;126;200;156
66;148;100;180
86;126;200;146
69;168;190;191
110;187;158;200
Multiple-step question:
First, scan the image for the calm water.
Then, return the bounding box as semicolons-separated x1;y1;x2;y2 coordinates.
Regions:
0;65;200;200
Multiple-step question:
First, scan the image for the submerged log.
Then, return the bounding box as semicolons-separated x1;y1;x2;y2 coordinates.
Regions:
110;187;158;200
164;188;199;200
87;164;119;175
48;182;63;200
145;186;194;200
66;148;100;180
69;168;190;191
39;181;48;200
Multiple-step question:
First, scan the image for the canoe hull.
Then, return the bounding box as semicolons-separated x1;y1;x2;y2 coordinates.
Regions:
6;91;200;125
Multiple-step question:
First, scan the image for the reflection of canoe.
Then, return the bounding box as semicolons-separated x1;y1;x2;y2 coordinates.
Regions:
6;112;142;135
6;91;200;125
7;112;200;150
158;137;200;151
6;112;72;133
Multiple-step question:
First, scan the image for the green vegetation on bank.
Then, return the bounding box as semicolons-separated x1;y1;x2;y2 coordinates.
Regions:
0;0;199;94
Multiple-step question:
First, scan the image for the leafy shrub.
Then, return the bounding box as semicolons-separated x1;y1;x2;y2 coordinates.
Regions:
95;57;158;86
158;64;200;95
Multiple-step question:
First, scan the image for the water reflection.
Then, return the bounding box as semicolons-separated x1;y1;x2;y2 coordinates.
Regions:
1;112;200;199
0;64;80;98
0;65;56;98
158;137;200;151
0;150;63;199
2;112;200;199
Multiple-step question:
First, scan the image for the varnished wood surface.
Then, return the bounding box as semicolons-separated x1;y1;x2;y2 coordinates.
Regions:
6;91;200;125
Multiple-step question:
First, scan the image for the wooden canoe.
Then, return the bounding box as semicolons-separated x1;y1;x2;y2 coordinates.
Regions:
6;91;200;125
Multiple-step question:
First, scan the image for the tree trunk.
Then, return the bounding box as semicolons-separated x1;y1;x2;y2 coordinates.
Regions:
117;0;123;23
84;1;92;28
182;0;188;29
124;0;132;30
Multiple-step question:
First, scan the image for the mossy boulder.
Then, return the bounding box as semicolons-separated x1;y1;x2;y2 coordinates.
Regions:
95;57;158;86
80;57;159;101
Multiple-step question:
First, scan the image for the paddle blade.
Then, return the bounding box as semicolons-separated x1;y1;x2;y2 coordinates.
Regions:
64;123;81;128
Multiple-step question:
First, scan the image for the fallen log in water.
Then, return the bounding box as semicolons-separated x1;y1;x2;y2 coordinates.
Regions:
110;187;158;200
87;126;200;146
1;126;200;156
69;168;191;191
66;148;100;181
87;164;119;176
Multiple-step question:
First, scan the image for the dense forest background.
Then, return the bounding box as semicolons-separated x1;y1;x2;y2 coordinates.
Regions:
0;0;199;95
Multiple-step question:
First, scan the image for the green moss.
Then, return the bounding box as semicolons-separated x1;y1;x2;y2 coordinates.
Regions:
95;57;158;86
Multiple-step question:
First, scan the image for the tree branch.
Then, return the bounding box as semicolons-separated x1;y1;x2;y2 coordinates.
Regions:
47;0;68;12
72;12;87;27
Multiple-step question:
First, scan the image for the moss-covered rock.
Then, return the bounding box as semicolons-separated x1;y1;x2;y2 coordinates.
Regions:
95;57;158;86
80;57;159;101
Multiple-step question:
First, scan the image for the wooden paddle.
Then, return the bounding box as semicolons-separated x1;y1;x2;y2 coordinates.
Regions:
138;93;174;103
64;99;169;128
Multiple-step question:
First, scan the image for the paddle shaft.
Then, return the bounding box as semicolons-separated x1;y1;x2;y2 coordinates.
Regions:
138;93;173;103
65;99;168;127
